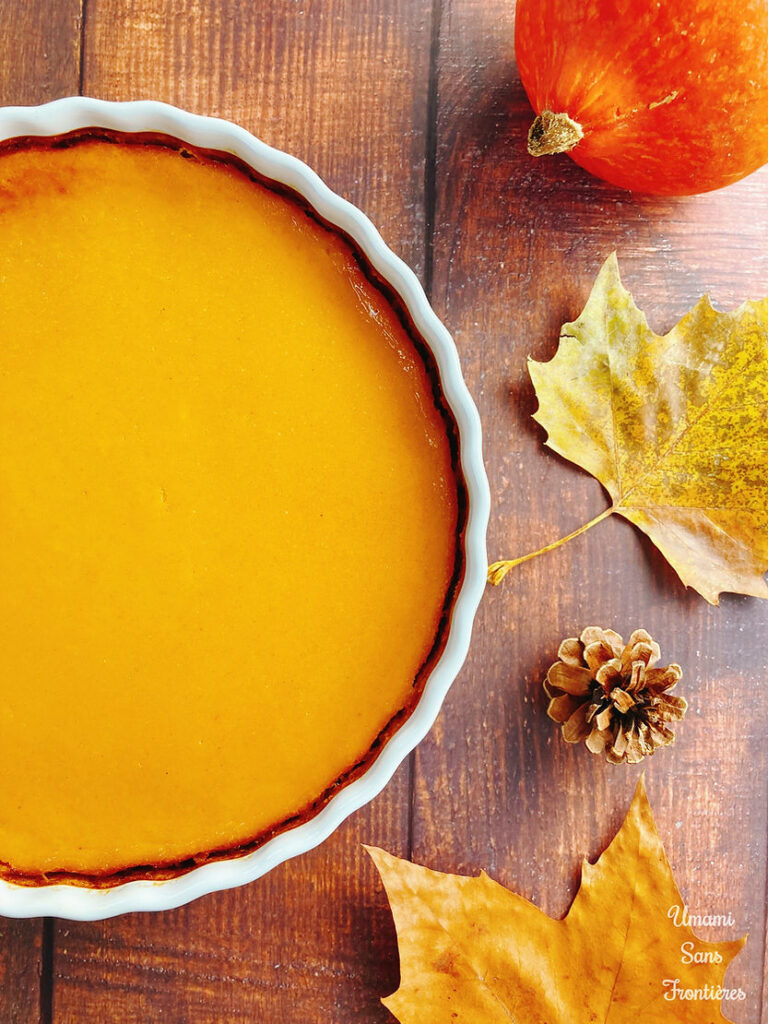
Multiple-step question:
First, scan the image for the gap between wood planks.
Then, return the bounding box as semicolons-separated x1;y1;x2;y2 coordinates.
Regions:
78;0;88;95
406;0;445;866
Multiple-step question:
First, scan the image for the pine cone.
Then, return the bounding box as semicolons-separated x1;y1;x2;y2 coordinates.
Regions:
544;627;687;765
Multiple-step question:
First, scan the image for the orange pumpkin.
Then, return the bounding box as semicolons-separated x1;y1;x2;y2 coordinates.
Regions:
515;0;768;195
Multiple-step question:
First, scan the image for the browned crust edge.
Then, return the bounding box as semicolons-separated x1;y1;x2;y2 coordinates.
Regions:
0;128;469;888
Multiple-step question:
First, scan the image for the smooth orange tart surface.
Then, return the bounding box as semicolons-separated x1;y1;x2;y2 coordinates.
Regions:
0;133;462;880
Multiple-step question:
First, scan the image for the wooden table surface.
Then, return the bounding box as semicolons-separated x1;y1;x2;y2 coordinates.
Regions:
1;1;767;1021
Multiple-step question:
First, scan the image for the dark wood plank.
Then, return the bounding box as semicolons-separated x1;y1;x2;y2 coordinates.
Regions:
412;1;768;1022
0;921;45;1024
0;0;82;106
0;4;82;1019
53;1;433;1021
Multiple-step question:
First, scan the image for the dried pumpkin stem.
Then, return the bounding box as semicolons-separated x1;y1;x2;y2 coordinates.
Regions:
527;110;584;156
487;506;615;585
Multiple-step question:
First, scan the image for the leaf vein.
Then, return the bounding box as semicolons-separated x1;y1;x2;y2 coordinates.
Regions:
401;879;524;1022
614;317;767;506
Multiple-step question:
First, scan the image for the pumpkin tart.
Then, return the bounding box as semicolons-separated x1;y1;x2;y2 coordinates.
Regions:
0;132;463;881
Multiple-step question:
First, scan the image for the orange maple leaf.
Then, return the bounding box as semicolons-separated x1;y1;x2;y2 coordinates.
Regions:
368;779;745;1023
489;254;768;603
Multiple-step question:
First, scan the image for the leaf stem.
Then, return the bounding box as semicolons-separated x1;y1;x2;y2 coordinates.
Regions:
487;507;616;585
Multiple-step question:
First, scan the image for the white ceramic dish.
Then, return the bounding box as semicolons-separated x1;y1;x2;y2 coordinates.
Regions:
0;97;489;919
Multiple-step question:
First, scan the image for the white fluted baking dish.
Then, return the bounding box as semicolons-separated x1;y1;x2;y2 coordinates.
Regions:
0;98;489;919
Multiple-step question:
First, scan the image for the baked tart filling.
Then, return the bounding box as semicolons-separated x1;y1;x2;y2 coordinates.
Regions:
0;132;463;882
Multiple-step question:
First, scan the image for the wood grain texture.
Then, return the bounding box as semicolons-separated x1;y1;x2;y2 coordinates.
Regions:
53;807;405;1023
412;3;768;1023
0;921;45;1024
0;4;83;1020
80;0;431;255
50;2;433;1022
0;0;82;106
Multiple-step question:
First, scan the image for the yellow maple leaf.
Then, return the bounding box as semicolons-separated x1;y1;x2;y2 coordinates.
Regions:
488;254;768;603
368;779;745;1024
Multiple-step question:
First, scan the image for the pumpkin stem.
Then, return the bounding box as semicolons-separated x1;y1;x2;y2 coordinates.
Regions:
527;110;584;157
